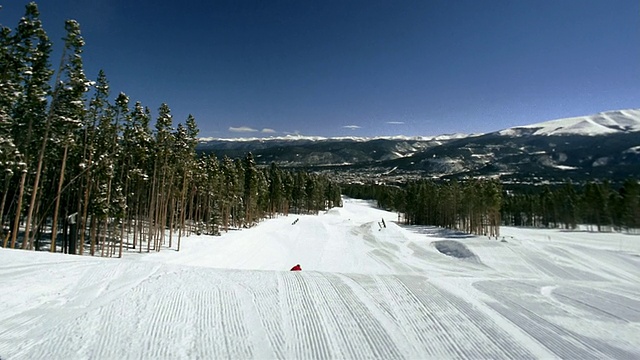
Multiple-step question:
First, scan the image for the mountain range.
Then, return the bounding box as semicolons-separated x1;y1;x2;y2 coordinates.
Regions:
197;109;640;184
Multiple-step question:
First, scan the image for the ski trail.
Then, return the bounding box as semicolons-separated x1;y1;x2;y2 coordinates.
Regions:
322;273;404;359
230;271;283;359
190;271;253;359
279;271;332;359
345;272;467;358
475;280;640;358
396;275;538;359
568;286;640;321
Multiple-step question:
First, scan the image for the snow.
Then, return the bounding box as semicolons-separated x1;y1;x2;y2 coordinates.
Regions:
553;164;578;170
198;133;474;143
499;109;640;137
1;198;639;359
624;145;640;154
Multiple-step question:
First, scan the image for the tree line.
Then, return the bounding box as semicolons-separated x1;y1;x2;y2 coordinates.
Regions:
343;179;502;237
345;178;640;235
0;3;341;256
502;180;640;233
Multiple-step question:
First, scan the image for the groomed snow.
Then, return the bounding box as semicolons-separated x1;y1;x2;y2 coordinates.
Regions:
1;198;639;359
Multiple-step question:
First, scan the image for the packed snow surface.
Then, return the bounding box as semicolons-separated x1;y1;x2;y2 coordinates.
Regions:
1;198;639;359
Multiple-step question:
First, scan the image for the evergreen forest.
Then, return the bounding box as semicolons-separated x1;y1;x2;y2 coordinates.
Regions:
343;180;503;237
0;3;341;256
344;178;640;236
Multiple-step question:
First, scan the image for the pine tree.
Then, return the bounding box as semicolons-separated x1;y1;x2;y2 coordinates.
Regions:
48;19;90;252
175;115;198;250
267;162;283;216
149;103;174;251
123;101;153;251
77;70;109;255
559;181;578;229
0;24;20;244
7;2;53;249
620;179;640;231
110;92;129;256
243;152;258;226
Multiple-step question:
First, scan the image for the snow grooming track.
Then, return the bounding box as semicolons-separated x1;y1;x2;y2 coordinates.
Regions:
515;243;601;280
392;275;537;359
8;266;155;359
188;270;254;359
551;285;640;322
233;270;284;358
347;273;457;358
0;260;158;359
279;271;332;359
474;280;640;359
321;273;404;359
425;282;538;359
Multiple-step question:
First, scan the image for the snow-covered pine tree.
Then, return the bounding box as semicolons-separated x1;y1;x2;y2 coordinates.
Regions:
47;19;91;253
267;162;284;217
620;179;639;231
77;70;109;255
150;103;174;252
174;115;199;250
110;92;129;257
0;24;20;244
243;152;258;226
123;101;153;251
8;2;53;250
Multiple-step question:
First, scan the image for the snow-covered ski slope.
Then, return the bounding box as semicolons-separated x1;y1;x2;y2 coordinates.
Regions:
1;198;639;359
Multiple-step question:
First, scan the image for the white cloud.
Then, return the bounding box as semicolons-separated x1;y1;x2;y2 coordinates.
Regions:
386;121;405;125
343;125;362;130
229;126;258;133
261;128;276;133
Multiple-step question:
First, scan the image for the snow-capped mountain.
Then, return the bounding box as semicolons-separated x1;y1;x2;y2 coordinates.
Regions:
197;135;471;165
197;109;640;183
498;109;640;137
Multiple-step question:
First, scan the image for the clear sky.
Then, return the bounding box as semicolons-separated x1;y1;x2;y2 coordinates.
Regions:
2;0;639;138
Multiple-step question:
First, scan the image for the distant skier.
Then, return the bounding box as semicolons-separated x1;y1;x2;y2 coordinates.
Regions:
290;264;302;271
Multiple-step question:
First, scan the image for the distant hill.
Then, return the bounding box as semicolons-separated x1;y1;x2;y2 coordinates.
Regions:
197;109;640;183
498;109;640;137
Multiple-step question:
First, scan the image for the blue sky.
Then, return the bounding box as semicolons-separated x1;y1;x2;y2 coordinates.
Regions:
2;0;639;138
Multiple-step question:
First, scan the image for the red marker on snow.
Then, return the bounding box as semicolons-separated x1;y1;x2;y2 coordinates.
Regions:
290;264;302;271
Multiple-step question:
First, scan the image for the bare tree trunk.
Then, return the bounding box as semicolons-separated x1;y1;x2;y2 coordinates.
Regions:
147;164;158;253
10;171;26;249
78;175;92;256
50;143;69;252
22;124;51;250
154;165;169;252
101;176;113;257
168;198;176;248
0;176;12;244
100;219;107;257
187;185;196;236
118;217;125;258
89;215;97;256
133;185;142;252
177;173;189;251
165;172;175;249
